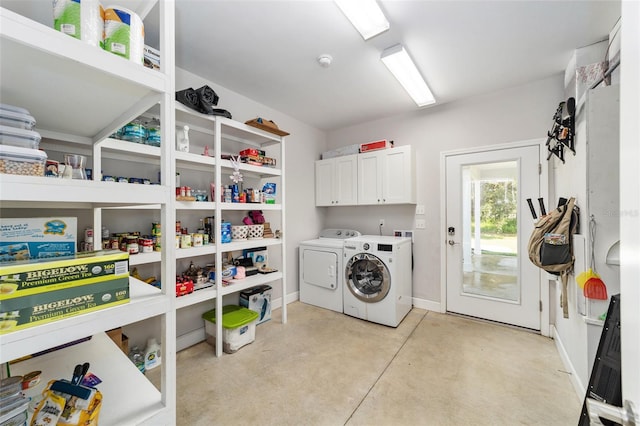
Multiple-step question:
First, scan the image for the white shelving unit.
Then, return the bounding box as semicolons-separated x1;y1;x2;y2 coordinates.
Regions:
1;2;288;422
173;103;287;356
0;2;177;424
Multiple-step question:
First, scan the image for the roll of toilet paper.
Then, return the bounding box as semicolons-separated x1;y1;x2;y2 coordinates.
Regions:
53;0;104;47
103;6;144;64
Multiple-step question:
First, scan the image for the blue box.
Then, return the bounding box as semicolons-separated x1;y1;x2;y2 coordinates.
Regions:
0;217;77;262
239;285;272;325
221;222;231;243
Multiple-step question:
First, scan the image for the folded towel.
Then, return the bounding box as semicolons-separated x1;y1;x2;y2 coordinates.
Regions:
175;88;199;111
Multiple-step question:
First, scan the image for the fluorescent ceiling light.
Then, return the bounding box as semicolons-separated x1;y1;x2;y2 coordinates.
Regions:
381;44;435;107
334;0;389;40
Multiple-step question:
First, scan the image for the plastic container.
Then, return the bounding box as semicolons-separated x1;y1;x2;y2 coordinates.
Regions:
0;109;36;130
0;104;30;116
121;118;146;143
128;346;146;374
0;394;29;425
0;125;40;149
145;117;161;147
144;338;161;371
0;376;22;401
202;305;259;353
0;145;46;176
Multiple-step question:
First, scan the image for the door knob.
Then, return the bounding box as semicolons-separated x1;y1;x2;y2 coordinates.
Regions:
448;240;460;246
587;398;638;425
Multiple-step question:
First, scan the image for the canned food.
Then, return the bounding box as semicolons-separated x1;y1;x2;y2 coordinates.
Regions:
140;238;154;253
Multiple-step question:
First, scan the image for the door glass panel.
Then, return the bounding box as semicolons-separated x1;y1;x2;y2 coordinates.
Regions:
461;161;519;302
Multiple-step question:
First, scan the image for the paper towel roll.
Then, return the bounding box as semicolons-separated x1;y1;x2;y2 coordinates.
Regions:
53;0;103;47
103;6;145;64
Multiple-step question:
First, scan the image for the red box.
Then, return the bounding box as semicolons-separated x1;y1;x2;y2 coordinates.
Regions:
360;140;392;152
239;148;265;157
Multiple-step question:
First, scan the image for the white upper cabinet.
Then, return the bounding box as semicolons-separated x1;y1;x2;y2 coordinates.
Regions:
357;146;415;205
315;154;358;206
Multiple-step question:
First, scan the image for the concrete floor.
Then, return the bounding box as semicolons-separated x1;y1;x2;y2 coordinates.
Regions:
172;302;580;425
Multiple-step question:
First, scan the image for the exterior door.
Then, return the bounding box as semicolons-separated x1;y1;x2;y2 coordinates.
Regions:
445;145;541;330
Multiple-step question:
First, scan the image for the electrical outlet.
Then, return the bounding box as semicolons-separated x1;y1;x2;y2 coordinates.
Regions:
415;219;426;229
416;205;425;215
379;219;385;227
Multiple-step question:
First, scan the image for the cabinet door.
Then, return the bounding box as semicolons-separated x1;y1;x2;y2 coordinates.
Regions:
358;152;382;204
315;159;335;206
382;146;416;204
334;155;358;205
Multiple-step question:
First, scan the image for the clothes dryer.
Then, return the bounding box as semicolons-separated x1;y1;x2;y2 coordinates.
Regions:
299;229;360;312
343;235;412;327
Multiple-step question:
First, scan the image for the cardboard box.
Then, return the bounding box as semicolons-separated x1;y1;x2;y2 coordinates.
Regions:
0;250;129;300
239;285;272;325
360;139;392;153
0;217;77;262
0;275;129;334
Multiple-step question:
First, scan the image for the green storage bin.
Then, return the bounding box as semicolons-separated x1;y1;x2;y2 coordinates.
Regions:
202;305;259;353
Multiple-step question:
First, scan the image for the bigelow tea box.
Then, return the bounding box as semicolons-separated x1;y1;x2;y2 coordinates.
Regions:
0;276;129;334
0;217;77;262
0;250;129;300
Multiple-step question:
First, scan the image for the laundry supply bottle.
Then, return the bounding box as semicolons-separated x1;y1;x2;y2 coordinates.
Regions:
144;338;162;371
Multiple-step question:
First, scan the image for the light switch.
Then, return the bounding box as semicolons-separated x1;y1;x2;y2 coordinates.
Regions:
416;205;425;215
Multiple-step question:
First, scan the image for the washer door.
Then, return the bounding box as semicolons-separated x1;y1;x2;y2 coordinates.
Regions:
345;253;390;303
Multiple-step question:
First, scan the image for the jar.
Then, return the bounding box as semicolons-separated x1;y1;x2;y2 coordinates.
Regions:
152;222;161;236
175;220;181;234
110;237;120;250
193;233;203;247
126;236;139;254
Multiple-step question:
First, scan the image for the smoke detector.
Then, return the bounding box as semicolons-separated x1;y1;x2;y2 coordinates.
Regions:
317;54;333;68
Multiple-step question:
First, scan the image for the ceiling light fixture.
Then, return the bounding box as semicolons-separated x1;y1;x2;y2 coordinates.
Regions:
334;0;389;40
381;44;435;107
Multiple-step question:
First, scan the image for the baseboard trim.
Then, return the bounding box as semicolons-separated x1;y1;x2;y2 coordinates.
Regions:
176;327;205;352
412;297;442;313
551;325;585;401
272;291;299;310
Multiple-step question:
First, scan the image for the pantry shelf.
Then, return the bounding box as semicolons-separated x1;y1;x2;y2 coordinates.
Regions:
129;251;163;266
176;245;217;259
221;271;283;297
175;286;218;310
217;238;282;254
0;7;169;141
220;202;282;211
175;201;217;210
0;175;169;206
10;331;167;426
0;277;168;363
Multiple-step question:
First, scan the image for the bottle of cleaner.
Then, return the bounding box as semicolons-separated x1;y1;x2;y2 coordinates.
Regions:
144;338;162;371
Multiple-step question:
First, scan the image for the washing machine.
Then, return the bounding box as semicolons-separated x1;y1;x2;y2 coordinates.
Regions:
299;229;361;313
343;235;412;327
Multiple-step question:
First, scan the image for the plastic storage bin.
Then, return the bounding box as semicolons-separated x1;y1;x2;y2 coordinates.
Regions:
0;109;36;130
0;145;46;176
0;125;41;148
202;305;259;353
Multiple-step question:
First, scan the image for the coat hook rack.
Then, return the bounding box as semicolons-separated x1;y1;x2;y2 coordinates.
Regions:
546;97;576;163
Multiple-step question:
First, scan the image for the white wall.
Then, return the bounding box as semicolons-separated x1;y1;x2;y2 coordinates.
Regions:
325;75;564;304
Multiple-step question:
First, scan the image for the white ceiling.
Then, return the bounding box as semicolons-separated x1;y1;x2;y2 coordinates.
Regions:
151;0;620;131
2;0;620;131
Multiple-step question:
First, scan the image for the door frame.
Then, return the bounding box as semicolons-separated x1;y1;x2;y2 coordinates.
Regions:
439;138;551;336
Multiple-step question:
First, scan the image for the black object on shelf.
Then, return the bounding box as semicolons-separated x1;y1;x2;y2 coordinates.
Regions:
578;294;622;425
546;97;576;163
